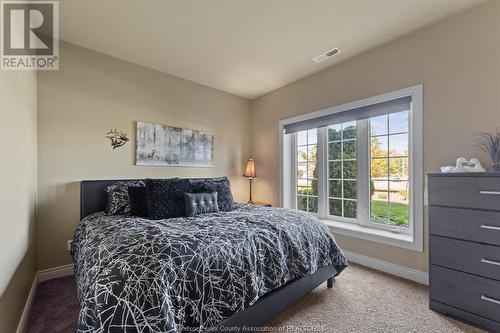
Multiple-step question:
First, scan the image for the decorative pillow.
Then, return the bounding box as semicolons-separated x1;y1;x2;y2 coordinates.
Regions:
146;178;193;220
128;186;149;217
105;180;145;215
189;177;235;211
183;192;219;217
191;180;217;193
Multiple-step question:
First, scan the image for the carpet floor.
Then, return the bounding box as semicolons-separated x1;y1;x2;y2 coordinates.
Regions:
26;264;485;333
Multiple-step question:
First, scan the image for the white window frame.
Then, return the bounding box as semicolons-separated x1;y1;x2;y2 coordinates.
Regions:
278;85;423;252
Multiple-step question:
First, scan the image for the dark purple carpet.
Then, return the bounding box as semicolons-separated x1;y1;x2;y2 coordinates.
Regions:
26;276;79;333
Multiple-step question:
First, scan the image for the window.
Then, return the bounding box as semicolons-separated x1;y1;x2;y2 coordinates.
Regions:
280;86;423;251
296;129;318;213
327;122;357;219
370;112;409;227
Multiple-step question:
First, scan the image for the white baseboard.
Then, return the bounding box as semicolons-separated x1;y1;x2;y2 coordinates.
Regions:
16;264;75;333
343;250;429;285
38;264;74;283
15;273;39;333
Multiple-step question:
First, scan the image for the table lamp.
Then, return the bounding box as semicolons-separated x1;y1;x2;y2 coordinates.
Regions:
243;158;256;204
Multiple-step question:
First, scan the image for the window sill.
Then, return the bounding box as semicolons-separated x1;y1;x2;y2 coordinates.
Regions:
323;219;422;252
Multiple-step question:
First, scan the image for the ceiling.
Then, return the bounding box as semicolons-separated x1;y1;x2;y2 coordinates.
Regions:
59;0;486;99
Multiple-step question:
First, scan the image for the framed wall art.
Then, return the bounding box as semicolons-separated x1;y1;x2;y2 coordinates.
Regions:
135;121;214;167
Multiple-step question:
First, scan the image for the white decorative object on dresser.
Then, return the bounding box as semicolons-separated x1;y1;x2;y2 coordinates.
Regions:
428;173;500;332
440;157;486;173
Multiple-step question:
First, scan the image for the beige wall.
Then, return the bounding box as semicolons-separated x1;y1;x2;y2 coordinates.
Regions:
37;42;251;270
250;1;500;272
24;0;500;278
0;70;37;332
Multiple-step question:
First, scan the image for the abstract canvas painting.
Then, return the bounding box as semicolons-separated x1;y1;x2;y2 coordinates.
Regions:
136;121;214;166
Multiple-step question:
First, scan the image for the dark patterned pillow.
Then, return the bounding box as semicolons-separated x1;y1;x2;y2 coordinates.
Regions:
189;177;235;211
191;180;217;193
146;178;193;220
128;186;149;217
105;180;145;215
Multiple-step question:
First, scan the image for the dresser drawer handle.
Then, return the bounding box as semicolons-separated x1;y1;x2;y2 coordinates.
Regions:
481;258;500;267
481;225;500;231
480;191;500;195
481;295;500;305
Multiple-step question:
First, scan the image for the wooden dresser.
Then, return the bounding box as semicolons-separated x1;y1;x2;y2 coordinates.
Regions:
429;173;500;332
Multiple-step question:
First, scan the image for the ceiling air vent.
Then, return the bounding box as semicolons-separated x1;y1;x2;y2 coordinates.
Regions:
313;48;341;63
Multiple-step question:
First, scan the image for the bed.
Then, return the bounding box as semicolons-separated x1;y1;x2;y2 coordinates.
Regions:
73;179;348;332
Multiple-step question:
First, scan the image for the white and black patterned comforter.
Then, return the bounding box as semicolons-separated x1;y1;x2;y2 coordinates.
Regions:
72;204;348;333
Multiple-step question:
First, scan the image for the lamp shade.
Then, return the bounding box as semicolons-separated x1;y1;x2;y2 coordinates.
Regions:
243;158;256;178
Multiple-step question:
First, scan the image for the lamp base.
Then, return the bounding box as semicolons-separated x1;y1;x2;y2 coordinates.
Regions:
247;178;254;205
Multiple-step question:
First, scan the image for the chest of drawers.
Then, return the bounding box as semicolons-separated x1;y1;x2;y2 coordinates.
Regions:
429;173;500;332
